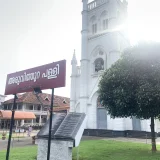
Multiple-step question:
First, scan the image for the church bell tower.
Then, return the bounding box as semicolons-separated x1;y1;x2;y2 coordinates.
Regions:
70;0;129;129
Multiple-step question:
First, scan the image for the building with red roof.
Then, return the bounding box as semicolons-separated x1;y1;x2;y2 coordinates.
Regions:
0;92;70;128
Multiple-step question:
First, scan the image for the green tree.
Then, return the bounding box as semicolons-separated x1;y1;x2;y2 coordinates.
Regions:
98;42;160;151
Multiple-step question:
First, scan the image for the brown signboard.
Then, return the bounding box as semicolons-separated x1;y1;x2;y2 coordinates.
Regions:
4;60;66;95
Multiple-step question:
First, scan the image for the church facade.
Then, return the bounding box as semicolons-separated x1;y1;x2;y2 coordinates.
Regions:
70;0;160;132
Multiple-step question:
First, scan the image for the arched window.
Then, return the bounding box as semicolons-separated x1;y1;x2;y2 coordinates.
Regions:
100;10;108;30
103;19;108;30
94;58;104;72
90;15;97;34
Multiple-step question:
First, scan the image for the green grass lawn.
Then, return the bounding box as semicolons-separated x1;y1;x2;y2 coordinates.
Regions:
1;140;160;160
73;140;160;160
0;146;37;160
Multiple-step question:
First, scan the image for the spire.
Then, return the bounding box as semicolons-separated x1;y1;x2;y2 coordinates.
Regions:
71;49;77;65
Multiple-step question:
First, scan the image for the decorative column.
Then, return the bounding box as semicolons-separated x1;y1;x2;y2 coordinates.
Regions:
21;104;25;126
80;0;89;114
108;0;121;68
21;120;24;126
39;115;42;125
70;50;78;112
16;120;18;128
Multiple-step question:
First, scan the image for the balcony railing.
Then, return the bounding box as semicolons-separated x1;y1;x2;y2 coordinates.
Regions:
88;0;108;11
88;1;97;11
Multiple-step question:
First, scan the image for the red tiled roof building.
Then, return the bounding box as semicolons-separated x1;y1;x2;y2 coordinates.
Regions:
1;92;70;128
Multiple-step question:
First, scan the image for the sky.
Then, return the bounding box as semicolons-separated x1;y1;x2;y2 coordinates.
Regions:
0;0;160;99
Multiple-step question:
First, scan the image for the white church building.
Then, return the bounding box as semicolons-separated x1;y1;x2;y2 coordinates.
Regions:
70;0;160;134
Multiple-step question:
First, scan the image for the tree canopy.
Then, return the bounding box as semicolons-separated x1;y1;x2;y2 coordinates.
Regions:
98;42;160;151
99;42;160;119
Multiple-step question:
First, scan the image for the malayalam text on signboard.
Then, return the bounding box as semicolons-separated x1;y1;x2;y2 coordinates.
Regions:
4;60;66;95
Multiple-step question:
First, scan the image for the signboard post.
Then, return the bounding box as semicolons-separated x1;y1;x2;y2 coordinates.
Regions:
47;89;54;160
6;94;17;160
4;60;66;160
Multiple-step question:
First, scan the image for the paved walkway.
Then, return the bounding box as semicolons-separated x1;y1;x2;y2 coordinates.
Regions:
82;136;160;145
0;130;39;151
102;137;160;144
0;130;39;137
0;137;33;150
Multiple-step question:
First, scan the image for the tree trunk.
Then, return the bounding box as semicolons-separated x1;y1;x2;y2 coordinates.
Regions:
150;117;157;152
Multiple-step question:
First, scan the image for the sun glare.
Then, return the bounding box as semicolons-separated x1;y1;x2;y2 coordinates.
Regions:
128;19;160;44
128;0;160;44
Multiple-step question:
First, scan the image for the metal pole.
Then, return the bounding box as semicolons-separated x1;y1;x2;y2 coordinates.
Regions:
47;89;54;160
6;94;17;160
146;133;148;144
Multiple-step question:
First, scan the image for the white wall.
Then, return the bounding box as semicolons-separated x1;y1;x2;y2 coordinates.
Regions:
0;95;6;105
141;119;150;132
124;118;133;130
70;0;133;130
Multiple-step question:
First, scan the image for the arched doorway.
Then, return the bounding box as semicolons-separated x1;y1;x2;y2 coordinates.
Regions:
97;97;107;129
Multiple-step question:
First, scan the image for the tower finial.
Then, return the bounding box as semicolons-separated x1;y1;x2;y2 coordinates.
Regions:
71;49;77;65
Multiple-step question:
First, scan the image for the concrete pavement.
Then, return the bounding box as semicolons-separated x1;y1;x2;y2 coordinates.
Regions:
0;130;39;150
0;137;33;151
